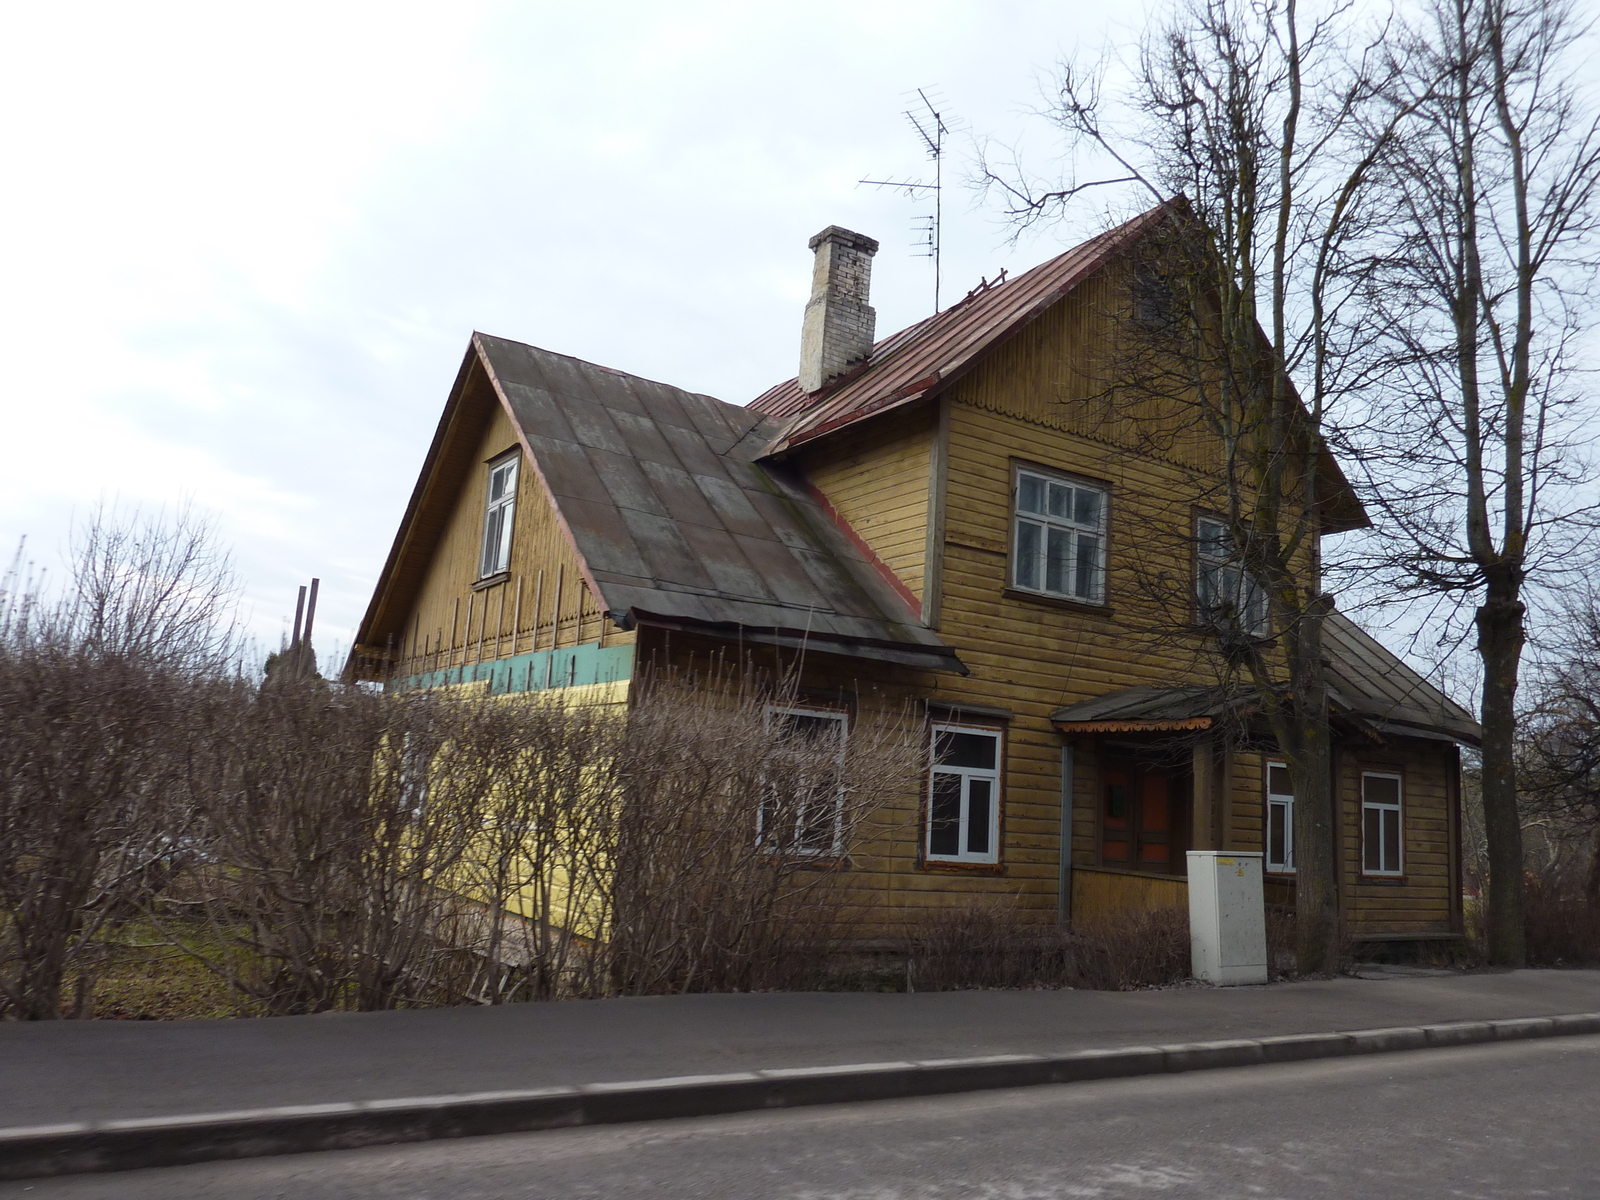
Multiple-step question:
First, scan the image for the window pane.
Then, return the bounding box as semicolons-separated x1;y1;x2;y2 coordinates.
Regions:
1018;474;1044;515
1268;765;1293;796
966;779;992;854
1045;527;1072;594
1047;481;1073;519
494;501;515;572
1104;782;1128;825
1268;802;1286;866
1383;808;1401;873
1074;488;1102;528
1364;775;1401;807
1198;518;1229;559
1364;808;1382;871
935;730;996;769
929;773;961;856
1075;535;1099;599
1015;520;1041;589
481;507;505;575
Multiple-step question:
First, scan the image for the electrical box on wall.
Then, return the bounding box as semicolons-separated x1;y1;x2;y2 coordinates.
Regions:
1186;851;1268;985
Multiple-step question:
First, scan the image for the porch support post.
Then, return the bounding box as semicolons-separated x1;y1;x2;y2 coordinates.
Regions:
1058;741;1076;927
1192;734;1217;851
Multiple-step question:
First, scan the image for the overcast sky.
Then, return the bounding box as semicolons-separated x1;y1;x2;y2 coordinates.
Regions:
0;0;1159;663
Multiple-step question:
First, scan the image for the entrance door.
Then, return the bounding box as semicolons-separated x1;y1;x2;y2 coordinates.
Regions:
1100;759;1188;874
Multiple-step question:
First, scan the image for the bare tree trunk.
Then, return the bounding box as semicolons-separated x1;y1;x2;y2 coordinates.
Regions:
1478;584;1527;963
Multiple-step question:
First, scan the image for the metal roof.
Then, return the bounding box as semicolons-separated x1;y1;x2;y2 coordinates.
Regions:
1050;611;1480;745
475;334;965;674
750;209;1164;452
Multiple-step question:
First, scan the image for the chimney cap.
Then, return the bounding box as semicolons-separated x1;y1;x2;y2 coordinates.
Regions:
808;226;880;255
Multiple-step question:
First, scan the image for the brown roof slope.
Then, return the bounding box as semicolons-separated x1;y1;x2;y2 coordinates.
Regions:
1050;611;1480;745
750;208;1166;452
474;335;964;673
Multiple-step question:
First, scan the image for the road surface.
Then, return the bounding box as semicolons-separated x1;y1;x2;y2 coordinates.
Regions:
10;1033;1599;1199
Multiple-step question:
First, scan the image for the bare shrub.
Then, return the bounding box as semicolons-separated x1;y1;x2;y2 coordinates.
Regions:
1522;871;1600;967
606;672;923;995
0;511;237;1020
905;902;1192;992
179;681;497;1014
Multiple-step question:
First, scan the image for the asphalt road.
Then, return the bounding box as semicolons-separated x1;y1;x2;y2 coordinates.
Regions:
10;1034;1600;1200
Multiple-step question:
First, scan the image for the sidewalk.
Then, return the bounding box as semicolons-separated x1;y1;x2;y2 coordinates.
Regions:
3;969;1597;1128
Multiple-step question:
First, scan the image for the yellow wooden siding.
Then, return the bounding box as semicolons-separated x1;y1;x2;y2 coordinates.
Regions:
797;404;933;606
1072;868;1188;923
395;400;635;680
1340;743;1456;934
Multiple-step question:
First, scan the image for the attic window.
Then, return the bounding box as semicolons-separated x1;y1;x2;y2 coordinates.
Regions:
479;452;519;579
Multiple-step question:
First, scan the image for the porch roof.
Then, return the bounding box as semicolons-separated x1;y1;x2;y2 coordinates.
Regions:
1050;612;1481;746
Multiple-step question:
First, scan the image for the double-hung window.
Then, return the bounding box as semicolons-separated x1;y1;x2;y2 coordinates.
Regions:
1362;772;1403;876
1266;761;1294;873
926;724;1002;864
1012;468;1107;604
1196;516;1267;635
479;453;519;579
761;707;848;854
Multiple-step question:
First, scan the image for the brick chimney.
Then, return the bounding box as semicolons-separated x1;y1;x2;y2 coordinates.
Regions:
798;226;879;394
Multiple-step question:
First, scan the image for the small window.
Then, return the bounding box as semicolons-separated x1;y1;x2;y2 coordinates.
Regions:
1012;468;1107;604
1196;516;1267;635
1362;772;1403;876
926;724;1002;864
479;453;519;578
761;707;848;854
1266;761;1294;873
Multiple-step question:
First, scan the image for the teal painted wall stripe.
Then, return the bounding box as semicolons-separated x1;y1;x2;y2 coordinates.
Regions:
391;643;634;695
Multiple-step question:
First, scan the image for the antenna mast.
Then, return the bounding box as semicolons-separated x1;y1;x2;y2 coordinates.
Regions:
860;88;952;312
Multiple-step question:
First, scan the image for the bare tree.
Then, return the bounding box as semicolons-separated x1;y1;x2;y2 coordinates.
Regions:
983;0;1404;973
1353;0;1600;964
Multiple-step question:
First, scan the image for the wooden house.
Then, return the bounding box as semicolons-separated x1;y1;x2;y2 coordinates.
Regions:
349;206;1478;952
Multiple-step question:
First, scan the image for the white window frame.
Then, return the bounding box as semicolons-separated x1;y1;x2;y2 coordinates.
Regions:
1196;515;1267;635
1010;467;1107;605
925;722;1002;865
479;452;519;579
1265;760;1294;873
1361;771;1404;877
760;706;849;855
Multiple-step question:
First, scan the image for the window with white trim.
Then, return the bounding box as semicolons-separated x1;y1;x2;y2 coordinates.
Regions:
1266;761;1294;873
1361;772;1403;876
1196;515;1267;635
1012;468;1107;604
761;707;848;854
479;453;519;578
926;724;1002;864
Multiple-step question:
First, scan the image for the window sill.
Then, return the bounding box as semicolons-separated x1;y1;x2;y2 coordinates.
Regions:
1002;588;1114;618
472;571;512;592
922;859;1005;874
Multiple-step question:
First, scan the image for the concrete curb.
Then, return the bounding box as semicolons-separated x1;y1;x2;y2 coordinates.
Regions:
4;1011;1598;1181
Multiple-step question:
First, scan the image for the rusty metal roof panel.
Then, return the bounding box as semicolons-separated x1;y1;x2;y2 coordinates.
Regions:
473;334;962;671
750;209;1165;452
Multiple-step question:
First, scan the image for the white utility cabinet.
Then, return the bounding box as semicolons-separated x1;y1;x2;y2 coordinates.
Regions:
1186;850;1268;985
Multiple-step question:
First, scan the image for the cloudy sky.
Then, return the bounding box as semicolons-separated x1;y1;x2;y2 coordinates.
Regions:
0;0;1156;663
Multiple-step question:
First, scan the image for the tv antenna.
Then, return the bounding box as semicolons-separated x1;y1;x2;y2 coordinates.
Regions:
860;88;952;312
